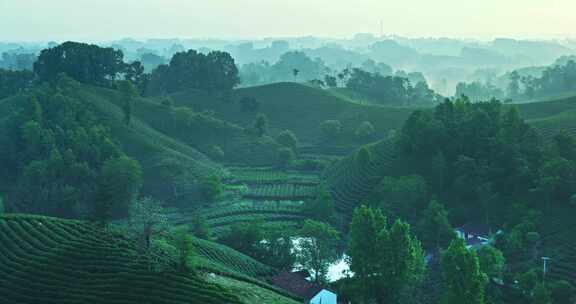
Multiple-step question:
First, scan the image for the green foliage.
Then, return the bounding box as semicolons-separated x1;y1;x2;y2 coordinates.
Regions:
171;225;196;273
368;175;429;221
200;176;223;203
0;215;243;304
96;155;142;222
549;280;574;304
355;145;372;167
297;219;340;283
477;245;506;279
441;238;488;304
254;113;268;137
301;185;335;224
417;200;455;251
218;220;266;256
129;197;168;250
354;121;375;138
0;195;4;213
34;41;137;87
346;67;440;106
0;82;140;218
533;283;552;304
191;214;211;240
277;147;295;169
320;119;342;139
0;69;34;99
348;205;426;303
145;49;239;95
117;80;138;126
276;130;298;151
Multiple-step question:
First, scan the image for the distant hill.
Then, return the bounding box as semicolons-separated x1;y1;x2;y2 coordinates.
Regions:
170;82;414;144
325;94;576;216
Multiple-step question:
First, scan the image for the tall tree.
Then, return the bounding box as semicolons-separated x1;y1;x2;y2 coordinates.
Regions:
34;41;126;87
297;220;340;283
417;200;455;251
441;238;488;304
130;197;168;250
348;205;388;303
254;113;268;137
118;80;138;126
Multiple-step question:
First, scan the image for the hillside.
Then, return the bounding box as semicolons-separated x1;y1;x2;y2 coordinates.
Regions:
0;214;300;304
0;214;242;304
170;82;414;144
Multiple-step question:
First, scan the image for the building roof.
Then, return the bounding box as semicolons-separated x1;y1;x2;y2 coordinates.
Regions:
271;271;325;301
460;222;490;237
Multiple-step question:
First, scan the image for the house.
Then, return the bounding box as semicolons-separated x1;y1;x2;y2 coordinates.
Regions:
455;222;495;249
271;271;337;304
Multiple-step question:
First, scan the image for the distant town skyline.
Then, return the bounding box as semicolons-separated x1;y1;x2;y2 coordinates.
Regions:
1;0;575;42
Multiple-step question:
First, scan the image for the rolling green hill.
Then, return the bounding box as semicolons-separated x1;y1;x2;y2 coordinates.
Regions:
0;214;242;304
0;214;299;304
170;82;414;144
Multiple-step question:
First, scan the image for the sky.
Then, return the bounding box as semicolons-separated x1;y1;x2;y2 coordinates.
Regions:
0;0;575;42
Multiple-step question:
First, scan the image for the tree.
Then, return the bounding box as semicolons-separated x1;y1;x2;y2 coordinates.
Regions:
297;220;340;283
34;41;126;87
507;71;520;99
477;245;505;279
549;280;574;304
254;113;268;137
292;68;300;81
301;185;336;224
355;146;372;167
0;194;4;213
191;214;211;240
200;175;222;203
95;156;142;224
276;130;298;151
348;205;387;303
218;220;266;256
145;49;239;95
324;75;338;88
277;147;295;169
171;225;196;273
533;284;552;304
129;197;168;250
355;121;375;139
259;225;296;271
441;238;488;304
417;200;455;251
348;206;426;304
118;80;138;126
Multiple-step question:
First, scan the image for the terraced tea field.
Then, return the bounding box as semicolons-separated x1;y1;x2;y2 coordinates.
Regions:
0;214;243;304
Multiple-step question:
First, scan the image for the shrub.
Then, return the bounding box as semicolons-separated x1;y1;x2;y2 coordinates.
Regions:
276;130;298;151
200;176;223;203
355;146;372;166
320;120;342;139
254;113;268;137
277;147;295;168
355;121;375;138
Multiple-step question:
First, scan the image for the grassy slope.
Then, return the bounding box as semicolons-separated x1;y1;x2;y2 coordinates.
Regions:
0;214;299;303
0;214;242;304
170;82;414;144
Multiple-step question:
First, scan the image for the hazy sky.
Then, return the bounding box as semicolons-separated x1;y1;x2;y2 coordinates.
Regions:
1;0;575;42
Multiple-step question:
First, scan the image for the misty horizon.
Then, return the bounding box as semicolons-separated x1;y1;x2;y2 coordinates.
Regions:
1;0;576;42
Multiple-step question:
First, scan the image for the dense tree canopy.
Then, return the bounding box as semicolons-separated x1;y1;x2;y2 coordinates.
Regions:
34;42;135;87
145;49;239;95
